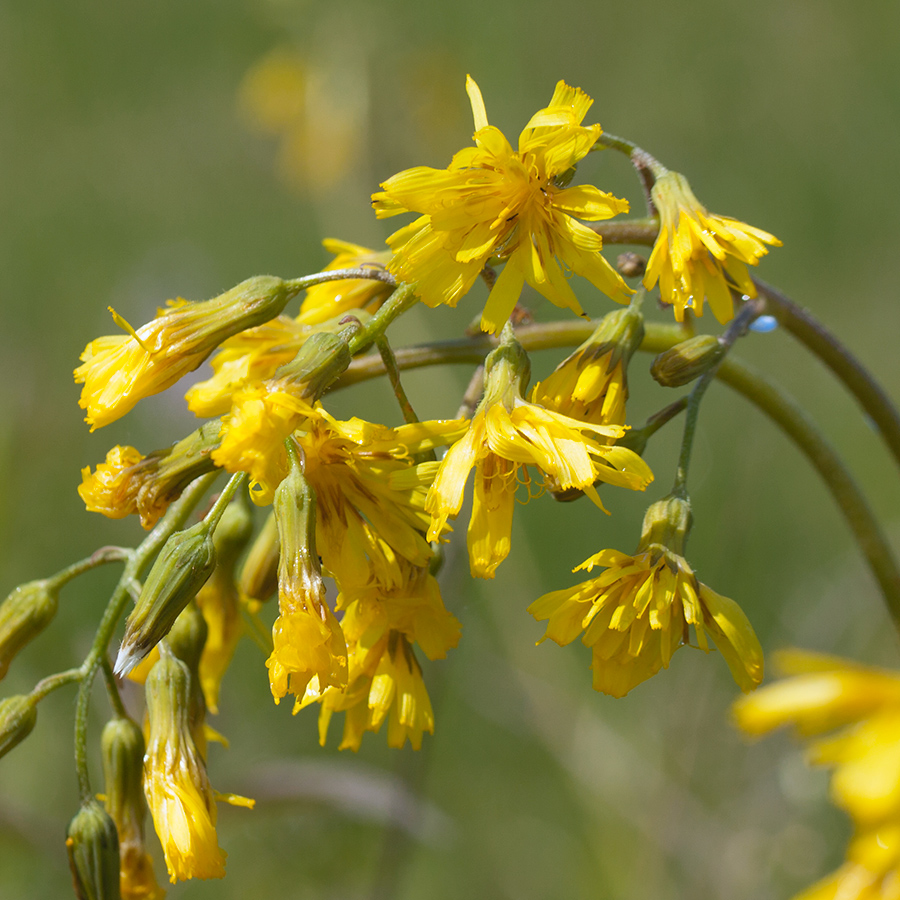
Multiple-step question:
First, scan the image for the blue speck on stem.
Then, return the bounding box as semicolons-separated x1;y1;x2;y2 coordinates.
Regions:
749;315;778;334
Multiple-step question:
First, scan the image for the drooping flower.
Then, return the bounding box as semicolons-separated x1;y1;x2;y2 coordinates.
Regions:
643;170;781;324
266;444;348;707
78;423;221;529
75;277;298;430
373;76;632;333
297;239;393;326
531;303;644;431
302;562;460;751
529;496;763;697
298;415;466;591
425;329;653;578
734;651;900;900
143;649;245;883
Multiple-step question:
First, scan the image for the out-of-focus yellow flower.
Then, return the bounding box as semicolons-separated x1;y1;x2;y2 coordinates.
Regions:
299;415;466;591
426;332;653;578
143;650;228;883
303;562;459;751
734;651;900;900
78;423;221;529
298;239;393;326
75;277;297;430
373;76;631;334
643;170;781;324
530;496;763;697
266;445;347;707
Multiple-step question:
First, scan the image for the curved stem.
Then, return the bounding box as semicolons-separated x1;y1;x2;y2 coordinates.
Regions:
30;668;82;703
73;471;219;801
755;277;900;474
716;355;900;629
284;267;396;294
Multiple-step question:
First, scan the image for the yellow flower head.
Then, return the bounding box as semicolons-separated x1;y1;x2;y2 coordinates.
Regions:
79;423;221;529
299;415;466;591
531;304;644;431
373;76;632;334
75;276;297;430
266;447;348;707
302;561;457;752
297;239;393;326
643;171;782;323
735;651;900;829
425;332;653;579
143;649;226;883
529;496;763;697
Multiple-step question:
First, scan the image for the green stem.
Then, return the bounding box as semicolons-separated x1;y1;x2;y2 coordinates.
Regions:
45;546;127;592
73;471;219;802
347;283;420;356
30;668;82;703
672;300;763;495
592;133;667;209
755;277;900;474
716;355;900;630
376;335;421;426
204;472;248;531
284;267;396;294
100;657;128;719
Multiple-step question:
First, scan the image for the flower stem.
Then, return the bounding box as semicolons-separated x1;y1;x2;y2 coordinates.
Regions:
755;277;900;474
716;354;900;630
376;335;421;426
285;267;396;294
347;283;420;355
73;471;219;802
672;300;764;496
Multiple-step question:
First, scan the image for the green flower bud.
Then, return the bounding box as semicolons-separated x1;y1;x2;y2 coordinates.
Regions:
275;330;352;401
100;717;145;837
114;519;217;677
238;511;279;604
0;579;59;680
0;694;38;760
650;335;724;388
66;801;121;900
638;495;693;560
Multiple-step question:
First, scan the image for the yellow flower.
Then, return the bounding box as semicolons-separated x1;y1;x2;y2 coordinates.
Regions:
426;333;653;578
735;651;900;828
373;76;632;334
643;170;781;323
143;650;227;882
297;239;393;326
211;382;321;504
302;562;458;751
78;423;221;529
299;415;466;591
734;652;900;900
529;496;763;696
266;449;348;707
531;304;643;431
75;276;297;429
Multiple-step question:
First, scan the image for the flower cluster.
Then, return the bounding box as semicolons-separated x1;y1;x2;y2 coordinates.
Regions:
39;73;785;891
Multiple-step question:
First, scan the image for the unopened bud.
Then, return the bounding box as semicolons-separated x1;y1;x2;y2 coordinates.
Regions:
239;511;279;604
0;694;38;760
638;495;693;558
101;718;144;828
114;520;217;677
0;579;59;680
275;330;352;401
66;800;121;900
651;335;724;387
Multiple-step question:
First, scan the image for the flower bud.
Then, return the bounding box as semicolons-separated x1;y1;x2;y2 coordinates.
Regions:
66;800;121;900
274;330;352;402
0;694;38;760
114;520;217;677
638;495;693;559
650;334;724;387
238;512;279;604
0;579;59;680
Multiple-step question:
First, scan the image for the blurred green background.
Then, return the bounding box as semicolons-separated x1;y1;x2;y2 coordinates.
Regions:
2;0;900;897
